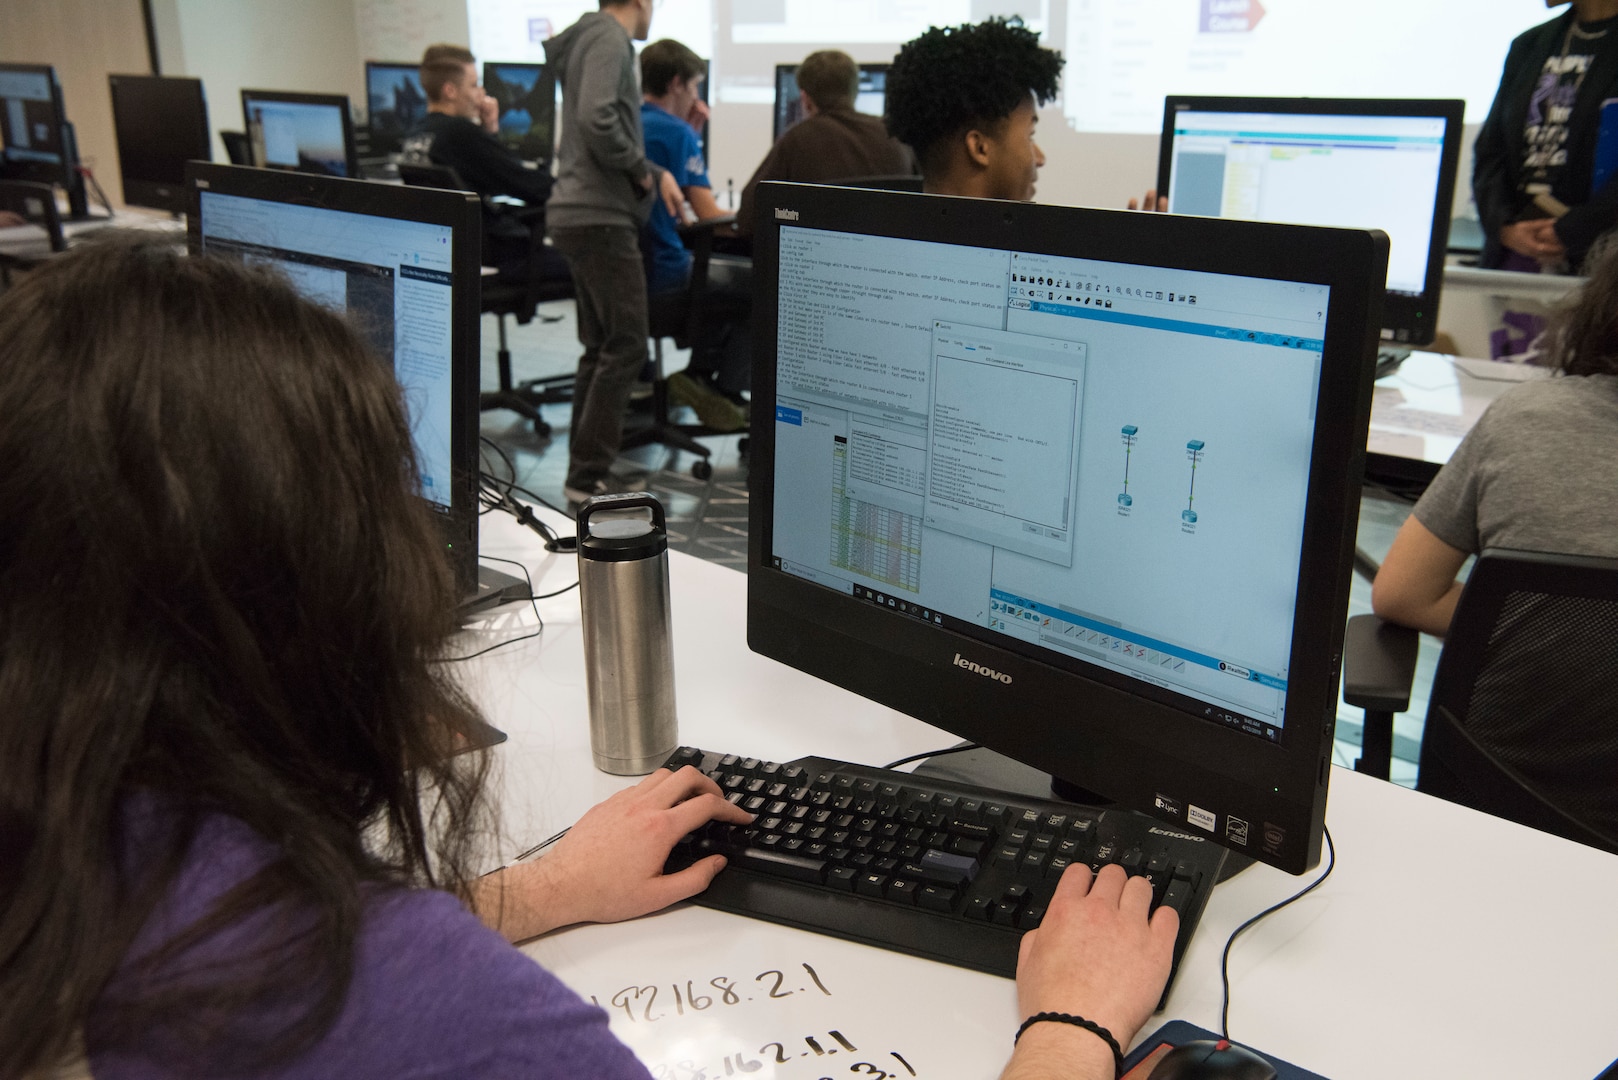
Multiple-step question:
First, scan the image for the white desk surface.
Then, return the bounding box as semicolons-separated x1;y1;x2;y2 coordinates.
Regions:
467;509;1618;1080
1367;351;1545;469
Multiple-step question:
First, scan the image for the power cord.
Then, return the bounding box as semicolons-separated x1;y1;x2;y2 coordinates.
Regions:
1220;825;1336;1040
442;554;545;662
882;743;983;770
76;166;115;218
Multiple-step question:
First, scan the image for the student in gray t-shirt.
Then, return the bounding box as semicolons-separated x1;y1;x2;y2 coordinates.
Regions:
1371;243;1618;637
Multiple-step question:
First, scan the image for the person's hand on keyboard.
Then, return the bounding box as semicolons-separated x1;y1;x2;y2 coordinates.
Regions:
475;766;755;943
999;863;1178;1080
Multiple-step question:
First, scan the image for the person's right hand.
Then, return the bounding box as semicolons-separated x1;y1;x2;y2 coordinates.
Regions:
1501;218;1565;262
1127;188;1168;212
1000;864;1178;1079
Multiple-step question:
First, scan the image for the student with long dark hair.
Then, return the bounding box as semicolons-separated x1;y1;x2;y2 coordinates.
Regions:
0;236;1176;1080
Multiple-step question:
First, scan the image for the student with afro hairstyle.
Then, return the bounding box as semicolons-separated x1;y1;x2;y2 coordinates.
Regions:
885;18;1063;202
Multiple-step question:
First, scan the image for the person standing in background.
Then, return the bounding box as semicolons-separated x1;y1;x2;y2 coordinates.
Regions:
545;0;683;504
1474;0;1618;272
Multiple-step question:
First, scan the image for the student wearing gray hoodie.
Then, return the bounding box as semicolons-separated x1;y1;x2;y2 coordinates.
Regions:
545;0;683;503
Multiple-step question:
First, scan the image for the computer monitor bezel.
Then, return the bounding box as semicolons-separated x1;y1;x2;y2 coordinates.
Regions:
239;89;360;179
747;181;1388;875
183;162;484;597
363;60;428;158
0;62;77;192
107;74;211;214
773;63;891;142
1155;95;1463;349
480;61;556;164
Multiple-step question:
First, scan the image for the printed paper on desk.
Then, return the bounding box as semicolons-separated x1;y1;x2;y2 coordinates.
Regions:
524;903;1016;1079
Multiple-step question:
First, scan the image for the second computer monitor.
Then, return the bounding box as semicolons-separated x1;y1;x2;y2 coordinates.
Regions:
482;62;556;163
365;61;428;157
1157;96;1463;348
0;63;76;189
774;64;889;142
108;75;211;213
240;89;359;179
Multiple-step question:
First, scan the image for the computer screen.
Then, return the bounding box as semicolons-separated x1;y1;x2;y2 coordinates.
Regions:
748;182;1387;875
108;75;211;213
1157;97;1463;348
482;62;556;163
365;61;428;157
0;63;75;190
186;162;483;595
773;64;889;142
240;90;358;179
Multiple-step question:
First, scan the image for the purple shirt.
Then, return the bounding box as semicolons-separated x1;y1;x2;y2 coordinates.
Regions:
89;809;651;1079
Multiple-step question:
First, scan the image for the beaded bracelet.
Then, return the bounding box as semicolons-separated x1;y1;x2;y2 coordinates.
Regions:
1013;1011;1125;1078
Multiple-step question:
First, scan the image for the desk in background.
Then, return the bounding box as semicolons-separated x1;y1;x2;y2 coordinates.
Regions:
1366;350;1544;493
464;508;1618;1080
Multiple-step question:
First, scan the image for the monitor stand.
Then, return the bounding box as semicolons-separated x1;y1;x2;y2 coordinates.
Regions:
912;743;1254;885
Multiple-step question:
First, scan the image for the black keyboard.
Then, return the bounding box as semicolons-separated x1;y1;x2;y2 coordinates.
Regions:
662;747;1226;989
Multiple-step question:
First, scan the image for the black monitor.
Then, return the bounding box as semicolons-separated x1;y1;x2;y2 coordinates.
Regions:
185;163;483;598
365;61;428;157
482;62;556;163
773;63;889;142
108;74;211;214
748;182;1388;875
0;62;87;218
240;90;359;178
1157;96;1463;349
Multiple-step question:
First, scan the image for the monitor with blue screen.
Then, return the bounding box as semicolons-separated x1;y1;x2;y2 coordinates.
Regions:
1157;96;1463;349
482;62;556;163
365;61;428;157
749;181;1388;874
240;90;359;178
186;163;483;599
773;63;889;142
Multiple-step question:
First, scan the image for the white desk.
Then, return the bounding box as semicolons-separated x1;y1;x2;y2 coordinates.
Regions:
467;509;1618;1080
1366;351;1545;490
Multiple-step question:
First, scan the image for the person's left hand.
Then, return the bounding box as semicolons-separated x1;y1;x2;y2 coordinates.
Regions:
0;210;25;228
473;766;754;942
1127;188;1167;212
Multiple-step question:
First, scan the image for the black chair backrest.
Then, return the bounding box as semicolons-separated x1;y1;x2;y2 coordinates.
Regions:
0;180;65;252
220;130;251;166
397;161;468;192
643;214;736;348
829;174;924;193
1421;548;1618;853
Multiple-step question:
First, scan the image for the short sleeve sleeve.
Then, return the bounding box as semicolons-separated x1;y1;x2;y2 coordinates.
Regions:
1412;413;1489;555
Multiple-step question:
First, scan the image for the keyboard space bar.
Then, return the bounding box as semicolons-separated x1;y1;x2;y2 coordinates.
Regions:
731;846;826;882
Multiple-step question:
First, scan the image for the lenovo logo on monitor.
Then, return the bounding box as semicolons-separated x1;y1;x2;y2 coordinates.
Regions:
953;653;1012;684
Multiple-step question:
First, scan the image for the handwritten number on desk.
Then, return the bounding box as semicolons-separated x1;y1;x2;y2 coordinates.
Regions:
599;963;831;1024
652;1034;919;1079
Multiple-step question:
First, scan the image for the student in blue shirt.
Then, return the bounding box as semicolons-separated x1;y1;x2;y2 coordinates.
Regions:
640;39;750;432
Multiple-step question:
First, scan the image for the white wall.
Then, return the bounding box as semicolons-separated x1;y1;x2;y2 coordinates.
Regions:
151;0;366;161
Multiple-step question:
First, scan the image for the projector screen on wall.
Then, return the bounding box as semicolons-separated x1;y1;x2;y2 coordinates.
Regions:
469;0;1550;134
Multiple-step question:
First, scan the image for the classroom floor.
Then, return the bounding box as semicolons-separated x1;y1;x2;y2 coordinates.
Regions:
482;305;1441;786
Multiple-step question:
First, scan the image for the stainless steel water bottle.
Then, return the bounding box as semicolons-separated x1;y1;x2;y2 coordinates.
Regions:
576;492;678;774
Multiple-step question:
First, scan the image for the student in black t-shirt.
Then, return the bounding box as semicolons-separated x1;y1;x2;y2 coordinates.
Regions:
402;44;565;283
1474;0;1618;272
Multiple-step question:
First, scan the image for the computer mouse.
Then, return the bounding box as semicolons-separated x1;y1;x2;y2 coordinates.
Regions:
1146;1038;1278;1080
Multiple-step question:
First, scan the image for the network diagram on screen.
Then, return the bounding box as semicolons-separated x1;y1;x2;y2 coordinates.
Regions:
769;226;1330;743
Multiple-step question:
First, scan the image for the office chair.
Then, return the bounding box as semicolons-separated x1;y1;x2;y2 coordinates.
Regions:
828;173;925;192
397;161;574;437
0;180;65;285
627;214;745;480
1342;547;1618;855
220;131;251;166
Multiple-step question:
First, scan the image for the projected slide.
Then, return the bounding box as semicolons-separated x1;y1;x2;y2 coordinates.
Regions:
1064;0;1551;133
470;0;712;61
